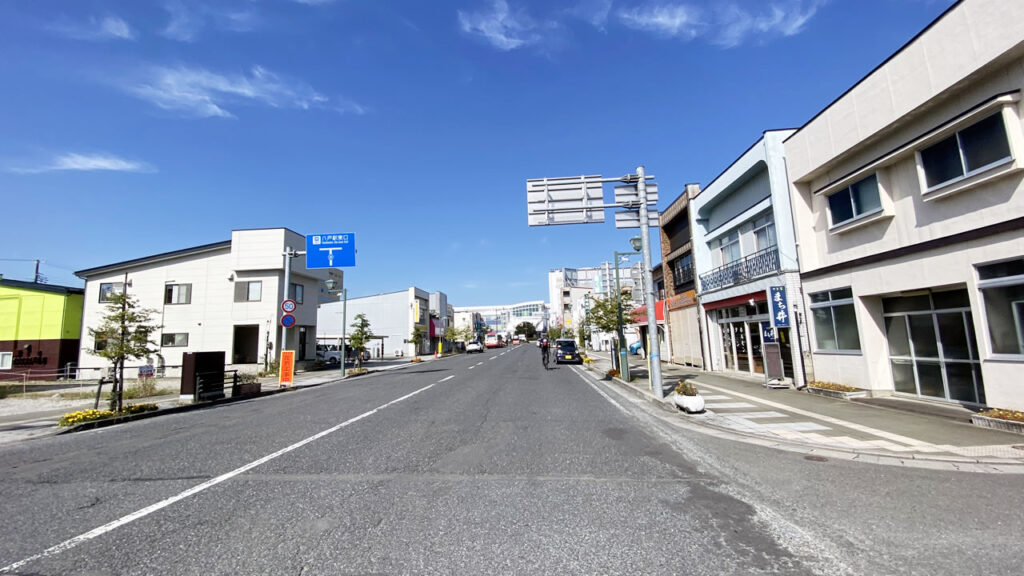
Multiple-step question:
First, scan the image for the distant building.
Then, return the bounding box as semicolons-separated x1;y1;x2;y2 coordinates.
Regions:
454;301;548;339
548;264;641;330
0;278;84;380
318;287;431;358
453;310;486;342
786;0;1024;410
75;228;339;376
659;185;702;368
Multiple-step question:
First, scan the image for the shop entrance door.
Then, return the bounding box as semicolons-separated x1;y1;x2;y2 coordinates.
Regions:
883;290;985;404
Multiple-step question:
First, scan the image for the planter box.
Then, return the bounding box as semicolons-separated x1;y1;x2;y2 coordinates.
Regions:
805;386;867;400
672;393;705;414
231;382;262;397
971;414;1024;435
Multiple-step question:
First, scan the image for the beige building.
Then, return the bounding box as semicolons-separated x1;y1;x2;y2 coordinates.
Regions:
786;0;1024;410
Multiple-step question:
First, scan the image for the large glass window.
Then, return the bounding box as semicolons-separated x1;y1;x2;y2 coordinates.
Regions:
920;112;1012;189
827;174;882;227
809;287;861;351
99;282;124;303
0;352;11;370
161;333;189;347
165;283;192;305
978;259;1024;355
672;253;693;287
718;230;740;265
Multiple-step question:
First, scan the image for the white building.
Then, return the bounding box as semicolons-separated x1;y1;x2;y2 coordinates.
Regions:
691;130;809;386
454;301;548;339
75;228;339;375
317;287;431;358
786;0;1024;410
548;264;641;330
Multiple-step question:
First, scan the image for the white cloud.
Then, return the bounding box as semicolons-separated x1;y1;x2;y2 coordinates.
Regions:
458;0;541;51
616;1;827;46
161;1;259;42
123;64;364;118
51;15;136;41
617;3;702;38
9;153;154;174
162;1;198;41
569;0;613;30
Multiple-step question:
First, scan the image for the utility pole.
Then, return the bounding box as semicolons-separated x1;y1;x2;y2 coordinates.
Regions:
117;271;128;412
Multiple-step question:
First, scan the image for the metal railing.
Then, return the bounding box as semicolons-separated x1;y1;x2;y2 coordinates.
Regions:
672;263;694;286
699;247;780;291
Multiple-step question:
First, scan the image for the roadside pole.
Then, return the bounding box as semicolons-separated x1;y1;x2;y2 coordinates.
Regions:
340;288;347;376
637;166;664;398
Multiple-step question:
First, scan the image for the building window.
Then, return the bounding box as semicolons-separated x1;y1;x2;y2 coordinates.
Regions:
809;287;862;351
827;174;881;227
710;230;740;268
672;253;693;287
234;281;262;302
0;351;11;370
920;112;1012;190
161;333;189;347
978;259;1024;355
165;283;192;305
95;337;109;352
289;283;304;305
99;282;124;303
753;213;776;251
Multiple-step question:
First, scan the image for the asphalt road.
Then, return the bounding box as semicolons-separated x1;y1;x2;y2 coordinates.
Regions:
1;345;1021;575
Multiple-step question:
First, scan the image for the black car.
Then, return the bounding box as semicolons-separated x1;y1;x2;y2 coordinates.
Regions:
554;339;583;364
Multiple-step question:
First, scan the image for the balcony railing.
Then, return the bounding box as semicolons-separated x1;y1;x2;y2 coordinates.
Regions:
672;264;694;287
699;247;780;291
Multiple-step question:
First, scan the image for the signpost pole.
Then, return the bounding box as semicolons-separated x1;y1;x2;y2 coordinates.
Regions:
340;288;347;377
637;166;664;399
281;246;292;369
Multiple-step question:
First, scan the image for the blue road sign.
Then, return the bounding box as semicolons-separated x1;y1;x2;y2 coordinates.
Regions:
281;314;296;328
306;233;355;268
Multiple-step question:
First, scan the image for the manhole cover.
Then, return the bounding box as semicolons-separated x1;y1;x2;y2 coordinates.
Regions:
804;455;828;462
1013;445;1024;451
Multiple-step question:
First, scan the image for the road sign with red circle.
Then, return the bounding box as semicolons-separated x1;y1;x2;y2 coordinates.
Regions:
281;299;297;313
280;314;296;328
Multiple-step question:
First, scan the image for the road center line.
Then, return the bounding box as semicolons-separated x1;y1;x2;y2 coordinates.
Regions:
0;383;437;575
438;375;454;382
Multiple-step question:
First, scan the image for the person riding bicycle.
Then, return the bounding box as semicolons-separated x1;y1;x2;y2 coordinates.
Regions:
539;336;550;367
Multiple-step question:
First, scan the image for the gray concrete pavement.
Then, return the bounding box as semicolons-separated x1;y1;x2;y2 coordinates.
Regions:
585;350;1024;468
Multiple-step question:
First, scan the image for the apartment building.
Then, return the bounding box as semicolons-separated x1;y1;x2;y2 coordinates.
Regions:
786;0;1024;410
75;228;338;375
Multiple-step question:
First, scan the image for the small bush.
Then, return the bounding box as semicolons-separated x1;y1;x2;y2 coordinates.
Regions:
346;368;368;376
606;369;620;378
122;385;174;400
124;403;158;415
237;372;261;385
674;381;699;396
808;381;862;393
978;408;1024;423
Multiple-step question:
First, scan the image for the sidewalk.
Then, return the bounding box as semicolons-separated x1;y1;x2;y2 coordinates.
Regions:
584;350;1024;471
0;353;445;445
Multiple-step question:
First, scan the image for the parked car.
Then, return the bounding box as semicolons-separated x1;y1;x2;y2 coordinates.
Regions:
554;339;583;364
629;340;644;356
466;341;483;353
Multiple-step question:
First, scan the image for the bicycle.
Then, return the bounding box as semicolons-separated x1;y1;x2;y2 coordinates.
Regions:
541;347;549;369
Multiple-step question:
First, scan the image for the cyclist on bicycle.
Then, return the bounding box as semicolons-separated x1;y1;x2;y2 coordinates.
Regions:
539;336;550;368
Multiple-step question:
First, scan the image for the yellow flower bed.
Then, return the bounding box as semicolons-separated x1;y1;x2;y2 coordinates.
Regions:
978;408;1024;423
58;404;158;427
58;409;115;427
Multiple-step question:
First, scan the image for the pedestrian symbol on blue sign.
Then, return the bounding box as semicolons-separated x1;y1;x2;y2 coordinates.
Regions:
306;233;355;269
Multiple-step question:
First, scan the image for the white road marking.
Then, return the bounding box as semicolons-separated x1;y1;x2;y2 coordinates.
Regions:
0;383;437;574
476;362;483;366
438;375;454;382
468;366;474;370
695;381;942;448
570;366;626;414
704;402;757;409
489;356;497;361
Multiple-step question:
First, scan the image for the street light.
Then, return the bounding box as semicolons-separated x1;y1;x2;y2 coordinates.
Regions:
323;278;346;377
613;237;641;382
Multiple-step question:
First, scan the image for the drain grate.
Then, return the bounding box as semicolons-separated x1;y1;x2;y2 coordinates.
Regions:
804;455;829;462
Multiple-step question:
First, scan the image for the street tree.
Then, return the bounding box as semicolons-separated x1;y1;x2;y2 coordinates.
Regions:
587;293;635;334
459;325;475;343
547;326;563;340
515;321;537;339
88;291;159;412
410;325;428;355
348;313;373;368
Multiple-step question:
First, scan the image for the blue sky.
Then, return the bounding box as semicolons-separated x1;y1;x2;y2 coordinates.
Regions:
0;0;955;305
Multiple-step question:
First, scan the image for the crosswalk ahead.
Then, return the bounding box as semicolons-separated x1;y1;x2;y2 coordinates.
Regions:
692;382;1013;459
